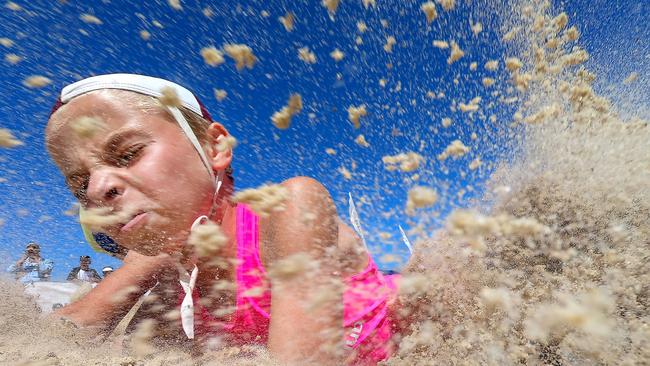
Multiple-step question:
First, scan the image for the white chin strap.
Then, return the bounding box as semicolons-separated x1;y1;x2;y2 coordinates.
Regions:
167;105;228;339
178;264;199;339
179;172;224;340
179;169;226;339
178;172;224;340
166;106;215;182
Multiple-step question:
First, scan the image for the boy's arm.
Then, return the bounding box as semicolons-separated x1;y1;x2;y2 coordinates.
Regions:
66;268;77;281
91;269;102;282
39;259;53;278
265;177;344;365
53;251;173;331
7;255;26;273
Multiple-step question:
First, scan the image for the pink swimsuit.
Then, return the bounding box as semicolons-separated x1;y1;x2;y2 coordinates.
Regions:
187;204;400;364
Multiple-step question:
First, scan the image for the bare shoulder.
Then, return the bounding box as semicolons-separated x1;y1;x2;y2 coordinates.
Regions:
280;176;330;199
259;176;338;266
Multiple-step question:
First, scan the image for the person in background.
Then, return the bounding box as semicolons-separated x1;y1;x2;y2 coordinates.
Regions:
6;242;54;283
101;266;114;278
66;255;102;283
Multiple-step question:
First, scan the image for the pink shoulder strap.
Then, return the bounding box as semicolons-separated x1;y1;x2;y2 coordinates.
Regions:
234;204;271;318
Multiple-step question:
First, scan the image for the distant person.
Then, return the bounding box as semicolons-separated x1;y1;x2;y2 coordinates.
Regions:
66;256;101;283
101;266;114;278
6;242;53;283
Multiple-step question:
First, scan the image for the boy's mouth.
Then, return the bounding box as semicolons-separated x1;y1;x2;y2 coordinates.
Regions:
120;211;149;233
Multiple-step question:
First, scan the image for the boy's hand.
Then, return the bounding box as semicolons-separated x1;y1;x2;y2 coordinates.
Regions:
52;251;177;332
15;254;28;266
127;252;177;283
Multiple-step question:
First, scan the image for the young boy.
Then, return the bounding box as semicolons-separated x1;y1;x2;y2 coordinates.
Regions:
46;74;401;365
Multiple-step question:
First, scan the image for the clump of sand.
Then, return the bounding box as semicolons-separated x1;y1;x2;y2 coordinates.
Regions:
347;104;367;129
0;128;23;147
271;94;303;129
330;48;344;62
200;46;225;67
23;76;52;88
231;183;289;217
223;44;257;71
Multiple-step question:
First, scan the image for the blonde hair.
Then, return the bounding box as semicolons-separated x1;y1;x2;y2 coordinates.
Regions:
98;89;234;179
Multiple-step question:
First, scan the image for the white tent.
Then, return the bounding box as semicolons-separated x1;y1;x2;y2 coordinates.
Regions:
23;281;94;313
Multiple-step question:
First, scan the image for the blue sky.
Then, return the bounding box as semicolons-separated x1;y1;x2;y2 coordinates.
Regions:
0;0;647;280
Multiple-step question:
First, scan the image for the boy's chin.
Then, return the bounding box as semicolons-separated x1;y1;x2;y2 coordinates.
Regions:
135;245;164;257
122;218;193;256
129;239;182;257
123;236;169;257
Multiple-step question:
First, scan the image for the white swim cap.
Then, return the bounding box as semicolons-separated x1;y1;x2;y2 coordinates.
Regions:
51;73;218;183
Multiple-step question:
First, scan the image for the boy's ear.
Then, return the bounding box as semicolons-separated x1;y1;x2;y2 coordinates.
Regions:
205;123;233;171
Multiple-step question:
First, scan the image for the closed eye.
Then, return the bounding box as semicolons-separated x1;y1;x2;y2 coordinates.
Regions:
112;143;146;167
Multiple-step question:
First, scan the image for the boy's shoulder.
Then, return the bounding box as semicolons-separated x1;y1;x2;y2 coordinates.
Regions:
280;176;325;191
279;176;332;207
258;176;335;263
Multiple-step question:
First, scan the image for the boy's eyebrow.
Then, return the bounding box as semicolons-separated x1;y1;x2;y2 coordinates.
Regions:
64;169;88;185
101;128;149;152
63;129;148;182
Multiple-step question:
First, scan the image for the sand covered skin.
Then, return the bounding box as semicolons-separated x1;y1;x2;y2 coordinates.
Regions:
0;278;276;365
1;0;649;365
70;116;106;138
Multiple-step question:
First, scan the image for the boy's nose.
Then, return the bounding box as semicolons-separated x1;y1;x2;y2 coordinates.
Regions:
86;168;124;206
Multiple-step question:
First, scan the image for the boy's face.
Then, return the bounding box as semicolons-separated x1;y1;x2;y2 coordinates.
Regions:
46;91;215;255
26;244;39;257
